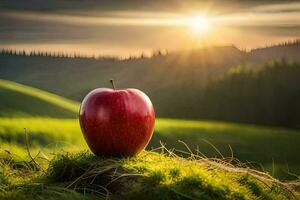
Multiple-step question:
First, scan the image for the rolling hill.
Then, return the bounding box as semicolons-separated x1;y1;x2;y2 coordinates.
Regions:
248;41;300;65
0;79;79;118
1;43;299;122
0;46;245;119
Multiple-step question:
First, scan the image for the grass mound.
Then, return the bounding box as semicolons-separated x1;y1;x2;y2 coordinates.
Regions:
1;117;300;179
1;150;299;200
153;119;300;180
0;79;79;118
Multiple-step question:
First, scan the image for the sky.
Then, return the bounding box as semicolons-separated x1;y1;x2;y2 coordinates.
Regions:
0;0;300;57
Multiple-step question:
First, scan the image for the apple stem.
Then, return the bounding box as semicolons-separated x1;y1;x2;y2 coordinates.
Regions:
110;79;116;90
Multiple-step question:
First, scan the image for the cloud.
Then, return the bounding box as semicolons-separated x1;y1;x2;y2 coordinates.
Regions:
213;2;300;27
0;10;187;27
253;2;300;13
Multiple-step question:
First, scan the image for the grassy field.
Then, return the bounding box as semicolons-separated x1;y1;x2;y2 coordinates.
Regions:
1;117;300;180
0;118;85;156
0;79;299;199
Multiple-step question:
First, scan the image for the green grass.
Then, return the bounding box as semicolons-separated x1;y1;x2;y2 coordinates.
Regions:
0;79;79;118
0;118;84;147
1;117;300;180
0;151;298;200
1;80;300;199
152;119;300;180
0;118;87;160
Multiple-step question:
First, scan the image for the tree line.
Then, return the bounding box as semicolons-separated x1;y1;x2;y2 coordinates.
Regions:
0;48;168;61
250;39;300;52
199;59;300;128
0;49;100;59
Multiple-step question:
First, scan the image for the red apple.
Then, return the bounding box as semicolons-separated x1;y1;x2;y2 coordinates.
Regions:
79;80;155;157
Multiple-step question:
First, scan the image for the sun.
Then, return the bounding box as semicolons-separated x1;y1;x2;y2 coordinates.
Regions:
185;14;211;34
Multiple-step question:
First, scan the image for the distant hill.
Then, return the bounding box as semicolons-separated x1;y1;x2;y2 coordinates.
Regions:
0;79;79;118
0;43;299;121
247;41;300;65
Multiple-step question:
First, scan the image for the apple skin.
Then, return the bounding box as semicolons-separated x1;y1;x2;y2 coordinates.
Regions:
79;88;155;157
